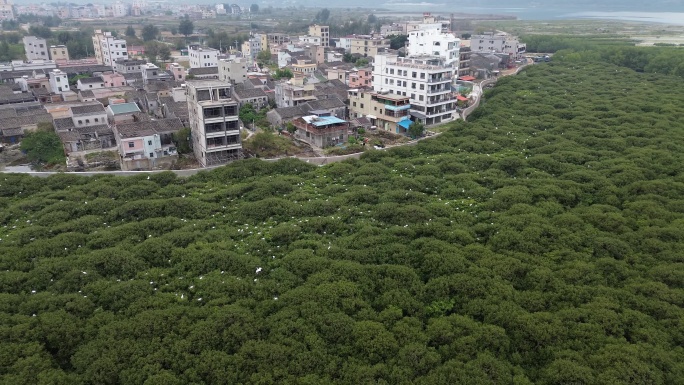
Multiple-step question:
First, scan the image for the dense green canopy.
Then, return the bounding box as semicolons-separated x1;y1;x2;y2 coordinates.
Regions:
1;62;684;384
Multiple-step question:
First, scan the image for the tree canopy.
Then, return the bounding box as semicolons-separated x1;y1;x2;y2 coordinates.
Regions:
178;15;194;38
141;24;159;42
1;53;684;384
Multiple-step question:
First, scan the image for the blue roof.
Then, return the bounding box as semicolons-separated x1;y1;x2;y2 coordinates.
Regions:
108;102;141;115
304;115;347;127
398;119;412;129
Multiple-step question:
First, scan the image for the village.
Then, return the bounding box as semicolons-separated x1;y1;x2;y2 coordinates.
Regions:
0;2;528;171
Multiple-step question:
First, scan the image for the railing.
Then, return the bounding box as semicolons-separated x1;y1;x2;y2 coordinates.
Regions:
384;110;409;118
427;87;451;95
427;77;452;83
428;95;455;104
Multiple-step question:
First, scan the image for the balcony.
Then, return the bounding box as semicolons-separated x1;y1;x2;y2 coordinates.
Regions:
426;105;456;117
384;109;409;119
427;94;456;105
427;76;452;84
427;87;452;95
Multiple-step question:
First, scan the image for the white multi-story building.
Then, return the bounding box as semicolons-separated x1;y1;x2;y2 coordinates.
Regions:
241;34;262;61
218;58;248;84
112;2;128;17
373;53;457;126
0;0;14;20
48;69;69;94
188;45;219;68
23;36;49;61
470;32;526;59
407;24;460;66
93;30;128;67
186;80;242;167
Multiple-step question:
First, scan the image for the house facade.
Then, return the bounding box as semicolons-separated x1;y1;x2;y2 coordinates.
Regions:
188;45;219;68
93;30;128;67
186;80;242;167
274;75;316;108
372;54;456;126
23;36;49;61
292;114;348;148
348;89;412;134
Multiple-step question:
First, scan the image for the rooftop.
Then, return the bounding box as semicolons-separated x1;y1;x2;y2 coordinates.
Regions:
78;77;104;84
108;102;141;115
302;115;346;127
116;118;185;139
233;85;268;100
188;67;219;76
71;104;106;116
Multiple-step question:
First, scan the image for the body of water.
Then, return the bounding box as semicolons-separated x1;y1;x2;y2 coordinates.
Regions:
378;4;684;25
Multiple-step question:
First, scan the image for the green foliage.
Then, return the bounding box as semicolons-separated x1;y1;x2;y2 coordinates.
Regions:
285;122;297;134
314;8;330;23
28;25;52;38
125;25;136;37
172;127;191;154
408;121;425;138
273;68;293;80
69;74;89;86
388;34;408;50
178;15;194;38
355;58;369;67
2;58;684;384
257;49;272;64
250;3;259;13
141;24;159;42
20;129;65;165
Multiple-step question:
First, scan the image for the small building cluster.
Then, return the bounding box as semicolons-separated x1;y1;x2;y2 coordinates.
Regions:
0;9;528;170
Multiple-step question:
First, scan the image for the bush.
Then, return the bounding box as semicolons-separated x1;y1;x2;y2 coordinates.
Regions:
20;130;65;165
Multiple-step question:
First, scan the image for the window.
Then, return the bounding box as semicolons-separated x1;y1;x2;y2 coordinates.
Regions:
420;84;424;90
352;102;356;107
360;103;364;108
419;95;424;101
85;119;90;123
128;142;134;148
94;118;99;122
149;153;154;158
78;120;82;124
411;82;416;89
148;140;152;145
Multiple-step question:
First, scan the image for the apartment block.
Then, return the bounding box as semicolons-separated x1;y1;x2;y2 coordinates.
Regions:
348;89;412;134
407;24;460;67
48;69;69;94
241;34;262;61
186;80;242;167
308;24;329;47
23;36;49;61
188;45;219;68
274;74;316;108
114;59;145;74
0;0;14;20
373;54;456;126
470;32;526;59
218;58;248;84
49;45;70;61
92;30;128;67
349;36;390;58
